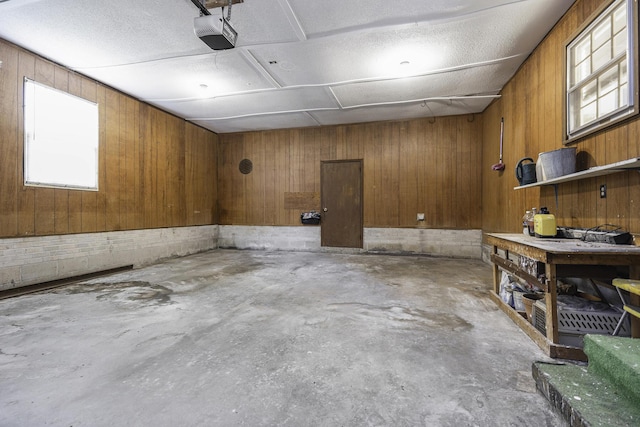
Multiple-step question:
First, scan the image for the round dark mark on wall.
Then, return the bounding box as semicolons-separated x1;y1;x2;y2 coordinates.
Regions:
239;159;253;174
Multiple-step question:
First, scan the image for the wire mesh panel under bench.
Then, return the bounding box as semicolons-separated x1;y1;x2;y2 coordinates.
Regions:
484;233;640;361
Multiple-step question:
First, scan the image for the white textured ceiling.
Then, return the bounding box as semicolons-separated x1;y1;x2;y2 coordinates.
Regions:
0;0;575;134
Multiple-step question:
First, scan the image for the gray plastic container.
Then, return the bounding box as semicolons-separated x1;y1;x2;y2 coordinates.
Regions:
536;147;576;181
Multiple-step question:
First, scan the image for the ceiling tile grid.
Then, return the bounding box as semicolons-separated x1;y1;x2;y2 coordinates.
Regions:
0;0;575;133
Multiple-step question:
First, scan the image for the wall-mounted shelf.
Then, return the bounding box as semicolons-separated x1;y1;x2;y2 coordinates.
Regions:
514;157;640;189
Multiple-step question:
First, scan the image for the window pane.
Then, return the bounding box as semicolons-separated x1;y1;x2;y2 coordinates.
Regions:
620;83;628;105
581;79;598;105
620;59;629;105
592;18;612;50
598;64;619;95
592;40;612;70
573;36;591;65
598;89;618;115
613;28;627;56
574;59;591;84
613;4;627;33
579;101;597;126
24;79;99;190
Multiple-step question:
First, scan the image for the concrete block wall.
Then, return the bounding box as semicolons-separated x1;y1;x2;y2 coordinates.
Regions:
218;225;482;259
218;226;321;252
1;225;481;291
0;226;218;291
364;228;482;259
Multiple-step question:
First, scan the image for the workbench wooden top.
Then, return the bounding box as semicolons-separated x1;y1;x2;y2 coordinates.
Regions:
484;233;640;255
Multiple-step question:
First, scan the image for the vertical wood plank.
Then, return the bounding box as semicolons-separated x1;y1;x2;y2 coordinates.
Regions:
362;124;377;226
155;109;168;228
218;134;244;224
104;88;120;231
33;58;56;236
456;116;472;228
605;125;629;230
16;50;35;236
173;118;187;226
442;117;457;228
275;131;289;225
263;131;277;225
399;121;418;226
139;104;154;228
249;132;265;225
127;96;141;229
416;119;429;226
629;119;640;237
208;130;218;224
0;41;19;237
184;124;195;226
95;84;108;231
386;122;400;226
118;94;130;229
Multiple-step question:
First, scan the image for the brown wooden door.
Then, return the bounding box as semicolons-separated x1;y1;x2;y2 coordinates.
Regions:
321;160;363;248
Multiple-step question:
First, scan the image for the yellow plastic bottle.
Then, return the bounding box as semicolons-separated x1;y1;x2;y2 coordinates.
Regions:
534;207;556;237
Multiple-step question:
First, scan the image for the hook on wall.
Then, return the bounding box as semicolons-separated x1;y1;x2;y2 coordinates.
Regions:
421;100;436;123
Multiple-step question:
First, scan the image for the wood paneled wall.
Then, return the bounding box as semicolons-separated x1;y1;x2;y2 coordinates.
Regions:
0;40;218;238
218;116;483;229
482;0;640;235
8;0;632;239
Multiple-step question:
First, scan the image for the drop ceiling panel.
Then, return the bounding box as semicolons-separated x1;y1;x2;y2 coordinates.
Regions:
192;112;320;134
288;0;533;37
154;87;339;120
223;1;302;45
311;98;493;127
78;52;275;102
0;0;208;68
332;56;523;108
250;1;573;88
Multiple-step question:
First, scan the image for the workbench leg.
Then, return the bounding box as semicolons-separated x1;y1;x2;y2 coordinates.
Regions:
492;245;500;294
545;263;559;344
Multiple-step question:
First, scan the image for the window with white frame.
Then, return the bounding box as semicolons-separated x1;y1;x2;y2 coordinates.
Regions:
23;78;99;190
565;0;638;142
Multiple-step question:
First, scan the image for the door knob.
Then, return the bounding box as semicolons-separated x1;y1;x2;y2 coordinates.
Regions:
323;207;328;212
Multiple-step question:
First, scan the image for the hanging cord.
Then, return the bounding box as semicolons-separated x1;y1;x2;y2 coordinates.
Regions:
227;0;232;20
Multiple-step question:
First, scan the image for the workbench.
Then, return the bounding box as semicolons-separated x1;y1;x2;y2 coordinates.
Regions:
484;233;640;360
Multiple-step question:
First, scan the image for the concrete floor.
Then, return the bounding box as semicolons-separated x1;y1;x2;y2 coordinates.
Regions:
0;250;564;427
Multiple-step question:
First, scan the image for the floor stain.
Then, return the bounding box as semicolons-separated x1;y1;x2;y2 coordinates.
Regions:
221;262;263;276
64;281;174;305
327;302;472;331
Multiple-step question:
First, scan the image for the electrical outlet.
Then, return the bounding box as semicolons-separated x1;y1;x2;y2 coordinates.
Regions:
600;184;607;198
417;213;425;221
